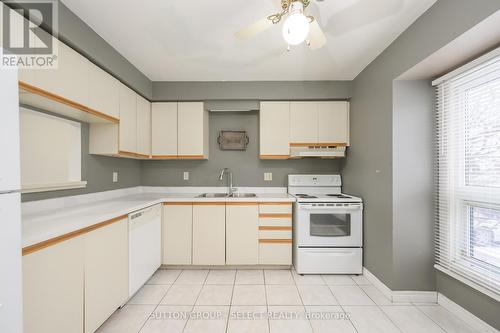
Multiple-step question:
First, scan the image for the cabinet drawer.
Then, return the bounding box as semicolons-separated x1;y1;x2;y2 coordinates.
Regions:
259;229;292;239
259;203;292;214
259;241;292;265
259;217;291;227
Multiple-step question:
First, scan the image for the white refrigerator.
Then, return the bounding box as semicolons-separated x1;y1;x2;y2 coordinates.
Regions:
0;65;23;332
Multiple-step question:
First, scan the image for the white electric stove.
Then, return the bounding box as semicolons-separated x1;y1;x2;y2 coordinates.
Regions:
288;174;363;274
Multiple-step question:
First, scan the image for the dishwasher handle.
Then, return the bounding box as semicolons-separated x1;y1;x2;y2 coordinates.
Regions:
129;204;161;222
130;211;144;220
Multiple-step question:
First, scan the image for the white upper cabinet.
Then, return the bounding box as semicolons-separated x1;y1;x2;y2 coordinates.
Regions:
259;101;290;158
87;65;120;120
290;102;318;144
318;101;349;145
289;101;350;146
34;39;89;107
177;102;208;158
136;95;151;157
118;84;137;154
151;103;178;157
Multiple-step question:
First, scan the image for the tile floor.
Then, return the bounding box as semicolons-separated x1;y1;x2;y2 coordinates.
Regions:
96;268;483;333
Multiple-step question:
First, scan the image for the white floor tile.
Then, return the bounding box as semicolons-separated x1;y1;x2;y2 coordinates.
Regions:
232;285;267;305
147;269;181;285
266;285;302;306
297;285;338;305
264;270;295;285
321;275;356;285
351;275;372;286
360;285;394;305
175;270;209;285
236;270;264;284
183;306;229;333
416;305;478;333
381;305;446;333
205;269;236;285
228;306;269;333
128;285;171;305
306;306;357;333
140;305;192;333
161;285;202;305
342;305;400;333
268;306;313;333
329;285;375;305
196;285;233;305
292;270;325;285
96;304;155;333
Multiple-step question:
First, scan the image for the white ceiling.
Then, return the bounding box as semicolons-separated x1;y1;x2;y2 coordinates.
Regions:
62;0;436;81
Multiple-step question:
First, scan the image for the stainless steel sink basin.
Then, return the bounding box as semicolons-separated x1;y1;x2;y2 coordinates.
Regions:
229;193;257;198
196;193;229;198
196;193;257;198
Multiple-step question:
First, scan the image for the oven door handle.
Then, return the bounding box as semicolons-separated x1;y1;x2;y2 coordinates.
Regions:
299;205;362;211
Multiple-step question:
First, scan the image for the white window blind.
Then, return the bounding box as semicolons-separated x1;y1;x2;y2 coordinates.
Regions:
20;108;87;193
434;49;500;300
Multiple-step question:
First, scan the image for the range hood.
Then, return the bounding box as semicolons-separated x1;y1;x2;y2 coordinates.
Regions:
290;145;346;158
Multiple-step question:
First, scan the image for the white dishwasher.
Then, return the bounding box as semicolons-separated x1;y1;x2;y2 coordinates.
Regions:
128;204;162;297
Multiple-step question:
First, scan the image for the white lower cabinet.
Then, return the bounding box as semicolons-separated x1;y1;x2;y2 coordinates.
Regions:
258;203;293;265
84;219;128;333
192;204;226;265
23;219;129;333
163;203;193;265
23;237;85;333
226;203;259;265
259;241;292;265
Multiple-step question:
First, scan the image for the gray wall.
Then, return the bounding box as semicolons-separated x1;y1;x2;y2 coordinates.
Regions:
21;121;142;202
342;0;500;327
141;111;341;187
153;81;352;101
392;80;435;291
437;272;500;330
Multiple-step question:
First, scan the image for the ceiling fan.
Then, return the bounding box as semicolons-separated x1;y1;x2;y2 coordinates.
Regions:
235;0;327;50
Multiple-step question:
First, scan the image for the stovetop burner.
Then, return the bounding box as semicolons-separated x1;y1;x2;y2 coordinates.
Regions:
295;194;318;199
326;194;351;199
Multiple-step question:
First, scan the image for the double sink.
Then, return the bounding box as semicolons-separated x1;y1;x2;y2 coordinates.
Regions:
196;193;257;198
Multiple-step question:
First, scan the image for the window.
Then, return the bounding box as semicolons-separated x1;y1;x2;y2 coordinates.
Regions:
20;108;87;193
434;49;500;299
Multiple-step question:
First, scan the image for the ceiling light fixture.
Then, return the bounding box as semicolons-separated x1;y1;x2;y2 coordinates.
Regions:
282;1;310;46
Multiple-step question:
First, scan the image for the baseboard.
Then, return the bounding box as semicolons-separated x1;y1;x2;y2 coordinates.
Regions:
363;267;437;303
161;265;291;270
362;267;393;300
363;267;497;332
437;293;498;333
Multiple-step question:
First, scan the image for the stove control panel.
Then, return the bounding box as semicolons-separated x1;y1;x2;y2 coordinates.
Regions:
288;174;341;187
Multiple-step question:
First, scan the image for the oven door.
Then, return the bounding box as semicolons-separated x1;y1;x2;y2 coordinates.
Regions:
296;203;363;247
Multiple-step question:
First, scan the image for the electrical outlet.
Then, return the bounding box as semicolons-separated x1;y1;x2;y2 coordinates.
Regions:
113;172;118;183
183;171;189;181
264;172;273;181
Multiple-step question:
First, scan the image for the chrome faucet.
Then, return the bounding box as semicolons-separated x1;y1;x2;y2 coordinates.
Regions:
219;168;235;195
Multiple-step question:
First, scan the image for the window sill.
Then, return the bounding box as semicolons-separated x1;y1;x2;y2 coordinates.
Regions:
435;265;500;302
21;181;88;194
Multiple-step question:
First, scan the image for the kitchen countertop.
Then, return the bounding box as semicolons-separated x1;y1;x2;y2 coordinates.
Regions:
22;187;295;249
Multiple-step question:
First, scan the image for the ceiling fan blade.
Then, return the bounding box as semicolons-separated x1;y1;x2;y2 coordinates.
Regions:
235;16;274;40
308;19;327;50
